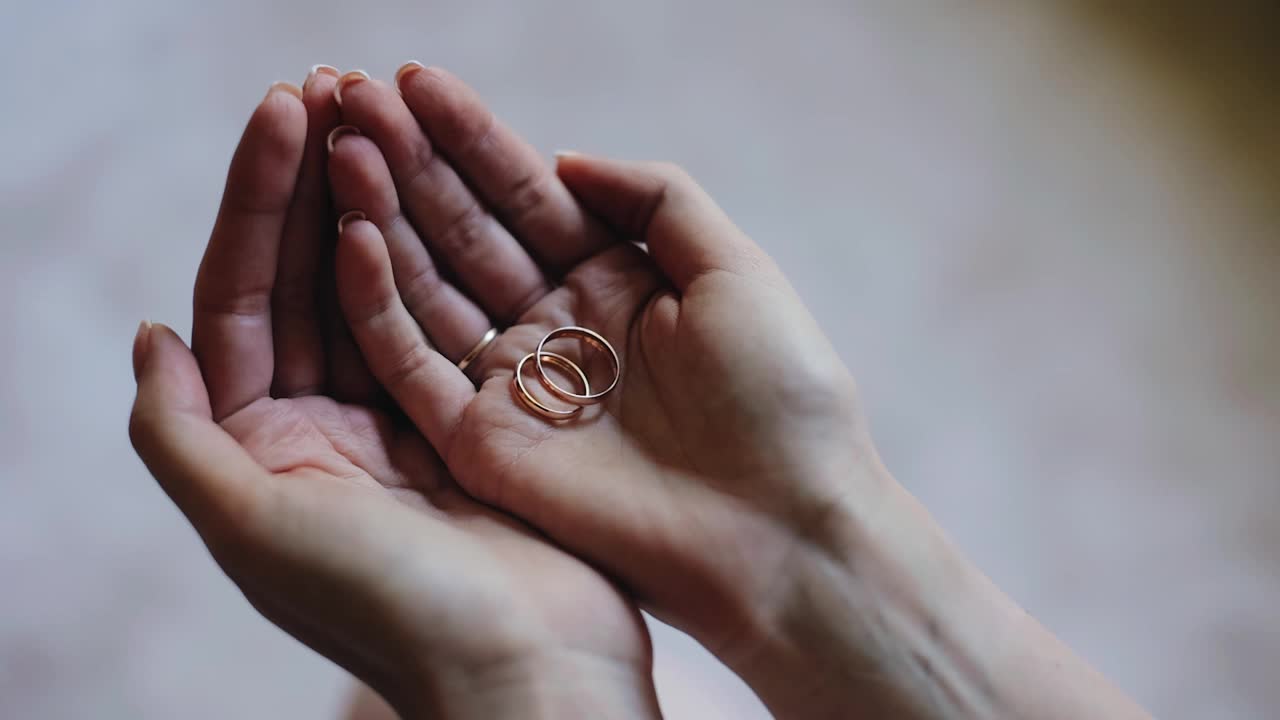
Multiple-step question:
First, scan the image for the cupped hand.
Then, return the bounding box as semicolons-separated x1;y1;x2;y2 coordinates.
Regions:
328;67;884;668
129;70;658;719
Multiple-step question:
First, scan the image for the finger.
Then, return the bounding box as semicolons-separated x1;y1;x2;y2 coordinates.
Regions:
130;322;272;545
328;130;494;363
306;83;385;405
336;74;550;324
555;154;774;290
335;217;474;456
264;67;381;404
194;84;307;420
324;294;385;406
395;64;615;275
271;67;342;398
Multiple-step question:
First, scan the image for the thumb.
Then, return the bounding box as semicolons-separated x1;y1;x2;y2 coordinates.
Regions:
129;321;270;541
555;153;773;289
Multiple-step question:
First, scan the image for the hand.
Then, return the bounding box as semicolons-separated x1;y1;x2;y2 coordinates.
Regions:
128;70;660;720
328;65;886;702
332;65;1157;720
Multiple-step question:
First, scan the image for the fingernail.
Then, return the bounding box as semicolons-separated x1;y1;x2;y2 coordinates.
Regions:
553;149;581;161
337;210;367;235
326;125;362;154
266;81;304;101
132;319;153;381
394;61;425;92
303;64;340;92
333;70;370;106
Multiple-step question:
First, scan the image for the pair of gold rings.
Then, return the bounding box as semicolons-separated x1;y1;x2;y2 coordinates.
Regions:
512;326;621;420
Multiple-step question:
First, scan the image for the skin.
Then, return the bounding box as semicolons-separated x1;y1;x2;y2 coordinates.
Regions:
325;66;1154;719
128;70;660;720
324;66;861;656
130;65;1155;719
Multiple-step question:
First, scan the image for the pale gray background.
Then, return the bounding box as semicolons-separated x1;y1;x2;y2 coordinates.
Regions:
2;1;1277;718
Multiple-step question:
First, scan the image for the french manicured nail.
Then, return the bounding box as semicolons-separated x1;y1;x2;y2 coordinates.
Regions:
266;81;304;101
333;70;370;105
303;64;340;91
394;61;425;92
327;125;362;154
132;319;153;381
337;210;367;235
553;149;582;161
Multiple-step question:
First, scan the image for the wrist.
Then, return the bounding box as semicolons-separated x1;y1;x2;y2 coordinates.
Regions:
722;465;1018;719
394;649;662;720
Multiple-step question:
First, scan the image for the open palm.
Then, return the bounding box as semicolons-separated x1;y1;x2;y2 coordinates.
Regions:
129;71;652;715
330;67;868;656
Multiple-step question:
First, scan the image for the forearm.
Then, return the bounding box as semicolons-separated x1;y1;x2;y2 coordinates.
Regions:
395;651;664;720
725;463;1152;720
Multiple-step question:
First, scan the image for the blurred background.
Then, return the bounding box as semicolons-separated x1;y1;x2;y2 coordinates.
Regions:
3;1;1278;717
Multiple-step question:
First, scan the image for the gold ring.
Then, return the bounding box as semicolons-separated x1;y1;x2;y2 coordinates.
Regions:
457;328;499;372
512;352;591;420
534;326;620;405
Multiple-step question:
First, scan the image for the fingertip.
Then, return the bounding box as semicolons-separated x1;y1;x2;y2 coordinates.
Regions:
336;209;367;235
336;216;387;271
553;152;656;192
335;217;393;312
131;320;197;386
266;81;303;101
246;84;308;164
260;82;306;115
327;124;362;155
130;323;215;447
137;323;199;385
554;153;664;229
300;70;342;158
394;60;426;92
327;133;400;218
132;320;153;382
303;64;340;92
401;63;452;89
334;69;371;106
552;149;593;176
302;67;341;110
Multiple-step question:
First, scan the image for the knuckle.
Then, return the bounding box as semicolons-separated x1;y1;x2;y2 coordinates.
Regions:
345;284;399;327
193;286;272;319
402;139;437;191
501;168;553;224
435;203;491;261
398;263;445;317
383;342;435;390
457;105;498;160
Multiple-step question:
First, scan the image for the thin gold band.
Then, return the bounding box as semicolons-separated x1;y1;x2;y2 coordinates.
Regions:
457;328;499;372
534;326;620;405
512;351;591;420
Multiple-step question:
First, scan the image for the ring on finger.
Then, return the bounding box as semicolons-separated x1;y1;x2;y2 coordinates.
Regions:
457;327;499;372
